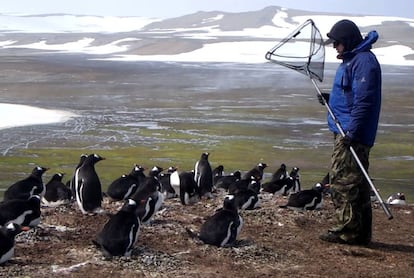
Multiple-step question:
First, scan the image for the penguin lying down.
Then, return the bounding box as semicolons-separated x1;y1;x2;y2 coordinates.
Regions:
93;199;142;258
186;195;243;247
0;222;30;265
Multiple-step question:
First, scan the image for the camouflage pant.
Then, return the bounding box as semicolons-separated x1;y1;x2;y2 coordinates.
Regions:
328;134;372;244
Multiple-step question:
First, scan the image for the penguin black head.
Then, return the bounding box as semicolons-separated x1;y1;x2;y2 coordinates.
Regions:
2;222;30;237
257;163;267;170
223;195;238;212
76;154;88;168
214;165;224;172
232;171;241;180
121;199;139;213
149;166;163;177
92;154;105;162
289;167;300;178
201;152;209;160
398;193;405;200
313;183;328;192
51;173;65;182
32;166;49;177
132;165;145;174
167;166;178;173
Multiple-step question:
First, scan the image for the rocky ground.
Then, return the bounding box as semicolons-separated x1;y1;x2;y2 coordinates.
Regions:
1;191;413;278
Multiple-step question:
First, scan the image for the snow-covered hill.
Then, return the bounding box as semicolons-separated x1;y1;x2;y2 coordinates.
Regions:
0;6;413;65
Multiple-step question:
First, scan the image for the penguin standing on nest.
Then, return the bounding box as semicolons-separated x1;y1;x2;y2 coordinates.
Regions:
194;152;213;198
74;154;105;214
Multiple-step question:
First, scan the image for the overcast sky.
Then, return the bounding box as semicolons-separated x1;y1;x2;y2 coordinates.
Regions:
2;0;413;18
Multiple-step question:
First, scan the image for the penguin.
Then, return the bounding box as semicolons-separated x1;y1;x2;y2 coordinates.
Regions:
271;163;289;181
74;153;105;214
233;187;260;210
174;171;200;205
93;199;141;258
198;195;243;247
0;195;42;227
228;175;257;195
288;167;301;194
261;167;300;196
43;173;72;206
0;222;30;264
194;152;213;198
130;166;164;223
386;192;407;205
130;166;163;200
106;164;146;202
159;166;178;199
212;165;224;185
317;172;331;195
169;167;181;197
69;154;88;198
279;183;325;210
3;166;48;201
136;190;165;224
214;170;241;191
242;162;267;182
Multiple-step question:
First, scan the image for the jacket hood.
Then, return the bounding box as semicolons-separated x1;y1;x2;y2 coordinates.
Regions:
327;19;363;52
342;30;378;59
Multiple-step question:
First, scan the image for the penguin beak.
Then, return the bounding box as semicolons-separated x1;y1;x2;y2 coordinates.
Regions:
20;226;31;232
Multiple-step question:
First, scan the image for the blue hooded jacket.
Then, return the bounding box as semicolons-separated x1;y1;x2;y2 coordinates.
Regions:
328;31;382;147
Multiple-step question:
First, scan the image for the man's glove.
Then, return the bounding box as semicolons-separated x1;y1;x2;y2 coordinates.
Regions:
340;135;352;148
317;93;330;105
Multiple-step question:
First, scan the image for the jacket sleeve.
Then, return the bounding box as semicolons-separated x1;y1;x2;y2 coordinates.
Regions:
346;53;381;143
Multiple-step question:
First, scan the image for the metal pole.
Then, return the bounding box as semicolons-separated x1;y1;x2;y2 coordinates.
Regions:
311;78;393;220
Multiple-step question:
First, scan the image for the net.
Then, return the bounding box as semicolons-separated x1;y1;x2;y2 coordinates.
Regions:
265;19;325;82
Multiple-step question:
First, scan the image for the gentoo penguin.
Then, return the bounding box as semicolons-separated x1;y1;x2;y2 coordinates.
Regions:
43;173;72;206
93;199;141;258
194;152;213;198
198;195;243;247
233;187;260;210
130;166;164;223
0;195;41;227
136;190;165;224
169;167;181;197
279;183;325;210
173;170;200;205
159;166;178;199
386;192;407;205
3;166;48;201
288;167;301;194
106;164;146;202
271;163;289;181
214;170;241;191
228;175;257;195
74;153;105;214
130;166;163;200
242;162;267;182
261;167;300;196
0;222;29;264
69;154;88;197
212;165;224;185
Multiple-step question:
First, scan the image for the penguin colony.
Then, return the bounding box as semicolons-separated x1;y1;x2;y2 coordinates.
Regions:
0;152;405;262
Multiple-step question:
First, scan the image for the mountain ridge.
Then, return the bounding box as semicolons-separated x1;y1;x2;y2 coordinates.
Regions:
0;6;413;65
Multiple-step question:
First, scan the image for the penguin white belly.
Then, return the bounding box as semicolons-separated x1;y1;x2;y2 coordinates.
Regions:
0;246;14;264
220;221;235;247
12;210;33;226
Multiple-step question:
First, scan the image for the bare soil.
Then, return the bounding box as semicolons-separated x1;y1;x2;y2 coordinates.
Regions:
1;192;413;278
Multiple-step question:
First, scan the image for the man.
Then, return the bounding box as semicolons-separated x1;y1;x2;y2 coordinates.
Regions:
318;19;382;245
